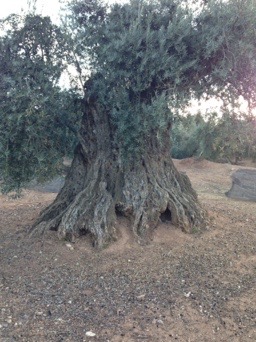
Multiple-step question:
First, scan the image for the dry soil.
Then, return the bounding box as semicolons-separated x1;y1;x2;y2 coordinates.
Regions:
0;158;255;342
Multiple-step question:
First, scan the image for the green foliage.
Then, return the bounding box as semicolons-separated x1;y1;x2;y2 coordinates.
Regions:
202;112;256;163
196;0;256;106
171;111;256;164
68;0;256;158
68;0;204;157
0;14;81;192
1;0;256;190
171;113;205;159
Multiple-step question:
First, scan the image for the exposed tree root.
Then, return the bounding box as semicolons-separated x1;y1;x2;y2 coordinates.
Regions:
31;101;207;247
31;151;207;247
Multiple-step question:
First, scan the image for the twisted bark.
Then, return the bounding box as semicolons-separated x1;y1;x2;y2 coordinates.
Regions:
31;99;207;247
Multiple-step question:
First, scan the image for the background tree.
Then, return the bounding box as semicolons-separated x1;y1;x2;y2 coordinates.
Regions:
171;110;256;164
26;0;256;246
199;111;255;164
0;14;81;192
171;112;205;159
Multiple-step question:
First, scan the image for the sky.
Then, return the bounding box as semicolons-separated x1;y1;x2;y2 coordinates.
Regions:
0;0;128;21
1;0;61;20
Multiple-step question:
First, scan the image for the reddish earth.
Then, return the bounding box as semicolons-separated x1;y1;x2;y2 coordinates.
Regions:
0;158;255;341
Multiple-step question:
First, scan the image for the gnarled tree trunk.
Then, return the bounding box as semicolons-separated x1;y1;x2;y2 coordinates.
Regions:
31;99;207;247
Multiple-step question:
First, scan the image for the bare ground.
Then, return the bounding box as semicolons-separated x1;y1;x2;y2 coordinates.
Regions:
0;158;255;342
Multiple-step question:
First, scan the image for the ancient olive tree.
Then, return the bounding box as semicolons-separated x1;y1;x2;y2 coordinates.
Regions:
32;0;256;246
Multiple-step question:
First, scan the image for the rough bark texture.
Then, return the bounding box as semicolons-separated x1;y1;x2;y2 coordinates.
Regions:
31;100;207;247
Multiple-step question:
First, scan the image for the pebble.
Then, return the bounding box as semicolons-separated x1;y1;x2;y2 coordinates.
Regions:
137;294;146;300
66;243;74;250
35;311;43;316
85;331;96;337
152;318;164;325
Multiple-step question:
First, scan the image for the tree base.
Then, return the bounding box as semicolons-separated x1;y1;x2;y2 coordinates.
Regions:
31;145;207;247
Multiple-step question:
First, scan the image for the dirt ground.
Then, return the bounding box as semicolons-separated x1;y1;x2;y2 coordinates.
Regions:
0;158;255;342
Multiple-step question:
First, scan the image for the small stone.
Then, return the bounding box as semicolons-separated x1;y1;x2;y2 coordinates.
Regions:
66;243;74;250
85;331;96;337
137;294;146;300
157;319;164;325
